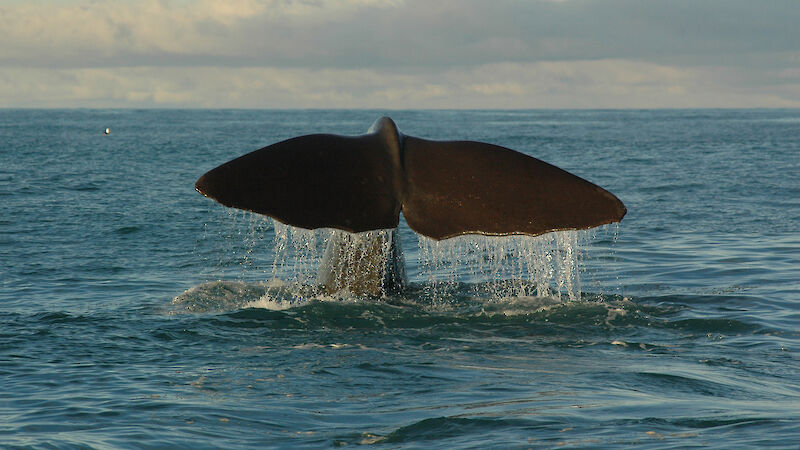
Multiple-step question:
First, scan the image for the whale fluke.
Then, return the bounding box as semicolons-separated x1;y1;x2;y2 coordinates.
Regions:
196;117;626;240
194;133;402;233
401;137;627;240
196;117;626;296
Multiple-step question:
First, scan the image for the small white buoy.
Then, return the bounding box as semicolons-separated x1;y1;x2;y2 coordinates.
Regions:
104;128;111;135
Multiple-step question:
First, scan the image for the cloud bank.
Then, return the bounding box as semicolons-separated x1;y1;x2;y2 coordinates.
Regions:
1;0;798;108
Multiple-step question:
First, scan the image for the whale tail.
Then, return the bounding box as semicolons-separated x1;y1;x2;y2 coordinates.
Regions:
195;117;626;241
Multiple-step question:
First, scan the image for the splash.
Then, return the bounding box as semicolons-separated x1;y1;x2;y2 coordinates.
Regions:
267;217;587;302
203;212;592;304
317;229;401;296
416;231;584;302
272;219;325;286
171;279;287;313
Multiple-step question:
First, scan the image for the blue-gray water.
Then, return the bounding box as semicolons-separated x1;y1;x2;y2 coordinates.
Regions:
1;109;798;448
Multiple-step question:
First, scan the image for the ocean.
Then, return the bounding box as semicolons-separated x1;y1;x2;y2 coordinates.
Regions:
1;109;798;448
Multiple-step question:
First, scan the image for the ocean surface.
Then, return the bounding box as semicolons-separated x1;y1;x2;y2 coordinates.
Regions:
1;109;798;448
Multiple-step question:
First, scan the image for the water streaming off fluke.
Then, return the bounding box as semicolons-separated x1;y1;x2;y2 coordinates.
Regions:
225;215;588;304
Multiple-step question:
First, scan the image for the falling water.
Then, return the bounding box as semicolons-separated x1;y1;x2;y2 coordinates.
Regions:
256;214;586;302
416;231;583;302
271;219;325;286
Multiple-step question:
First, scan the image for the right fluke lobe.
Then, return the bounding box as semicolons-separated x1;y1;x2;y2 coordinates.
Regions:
401;136;626;240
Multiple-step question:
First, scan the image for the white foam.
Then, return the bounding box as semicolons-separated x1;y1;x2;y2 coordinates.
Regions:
243;294;305;311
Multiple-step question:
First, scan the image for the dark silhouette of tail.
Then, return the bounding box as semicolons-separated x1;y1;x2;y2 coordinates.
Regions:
195;117;626;240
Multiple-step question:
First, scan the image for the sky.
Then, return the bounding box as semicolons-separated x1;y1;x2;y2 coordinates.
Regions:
1;0;798;109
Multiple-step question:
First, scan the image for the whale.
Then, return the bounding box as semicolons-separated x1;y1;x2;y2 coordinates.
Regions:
195;117;626;296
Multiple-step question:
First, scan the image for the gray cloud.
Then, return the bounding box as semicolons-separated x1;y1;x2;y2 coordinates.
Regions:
2;61;795;109
0;0;797;107
3;0;798;69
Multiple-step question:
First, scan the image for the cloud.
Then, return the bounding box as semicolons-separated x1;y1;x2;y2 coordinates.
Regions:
0;0;798;107
0;0;412;68
2;60;797;109
3;0;799;69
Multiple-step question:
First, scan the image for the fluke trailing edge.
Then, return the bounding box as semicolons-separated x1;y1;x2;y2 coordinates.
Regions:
195;117;626;296
196;117;626;240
